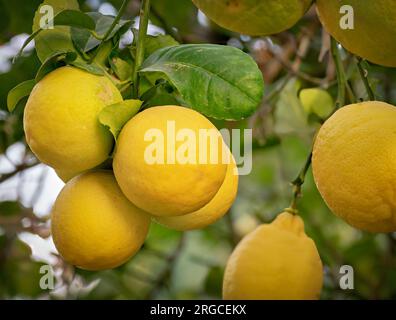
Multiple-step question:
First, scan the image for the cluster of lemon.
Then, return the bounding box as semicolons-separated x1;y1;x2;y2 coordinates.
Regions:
193;0;396;67
194;0;396;300
223;101;396;300
21;0;396;301
24;66;238;271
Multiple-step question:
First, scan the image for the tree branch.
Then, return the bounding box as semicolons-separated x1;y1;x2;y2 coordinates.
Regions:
0;161;39;184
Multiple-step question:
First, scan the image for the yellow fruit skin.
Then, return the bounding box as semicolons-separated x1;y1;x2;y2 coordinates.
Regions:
313;101;396;233
55;168;79;183
24;66;122;178
113;106;227;217
192;0;313;36
51;171;151;271
316;0;396;67
223;212;323;300
154;157;238;231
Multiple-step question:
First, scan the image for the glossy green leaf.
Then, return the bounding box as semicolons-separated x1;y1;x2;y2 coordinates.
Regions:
144;34;179;58
32;0;80;63
14;9;94;63
109;56;133;81
98;99;142;139
140;44;264;120
71;12;132;53
7;80;36;112
140;79;178;108
53;9;95;30
130;31;179;60
35;51;78;82
15;8;94;62
69;60;105;76
12;29;42;63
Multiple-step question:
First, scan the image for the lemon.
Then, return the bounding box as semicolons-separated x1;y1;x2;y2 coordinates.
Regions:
24;66;122;179
313;101;396;232
316;0;396;67
54;159;112;183
113;106;227;217
51;171;150;271
54;168;79;183
223;212;323;300
192;0;313;36
154;156;238;231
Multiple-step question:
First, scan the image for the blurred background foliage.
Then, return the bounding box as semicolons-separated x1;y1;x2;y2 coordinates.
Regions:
1;0;396;300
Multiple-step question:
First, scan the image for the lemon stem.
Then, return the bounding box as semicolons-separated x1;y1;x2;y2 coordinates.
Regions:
288;151;312;214
330;37;347;108
132;0;151;98
356;57;376;101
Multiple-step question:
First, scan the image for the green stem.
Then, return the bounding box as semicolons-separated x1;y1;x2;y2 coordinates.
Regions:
132;0;151;98
287;151;312;214
356;57;376;101
89;0;130;63
103;0;130;41
90;31;103;40
346;80;357;103
330;37;347;109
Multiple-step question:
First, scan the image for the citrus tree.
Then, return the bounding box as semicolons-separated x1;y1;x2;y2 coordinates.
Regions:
1;0;396;300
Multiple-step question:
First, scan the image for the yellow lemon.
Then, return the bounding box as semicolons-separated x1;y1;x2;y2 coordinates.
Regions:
54;168;79;183
223;212;323;300
54;159;112;183
51;171;150;271
316;0;396;67
113;106;227;217
24;66;122;179
192;0;313;36
154;157;238;231
313;101;396;232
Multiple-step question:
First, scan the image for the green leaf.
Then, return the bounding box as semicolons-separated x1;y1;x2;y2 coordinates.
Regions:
140;44;264;120
14;9;94;62
98;99;142;139
7;80;36;112
130;32;179;60
299;88;334;119
35;51;78;82
109;56;133;81
91;12;132;40
12;29;42;63
72;12;133;53
32;0;80;63
0;201;22;217
140;79;178;108
53;9;95;30
144;34;179;58
69;61;105;76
